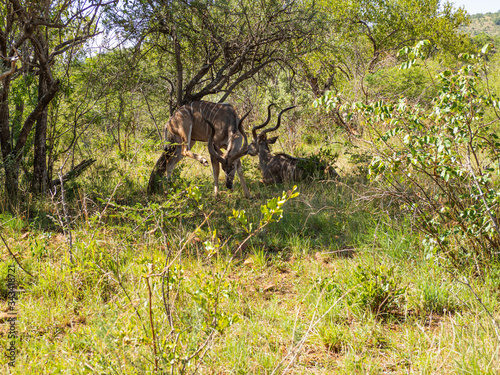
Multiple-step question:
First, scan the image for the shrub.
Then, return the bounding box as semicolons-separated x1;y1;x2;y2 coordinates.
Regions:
319;41;500;272
317;264;406;317
349;264;406;316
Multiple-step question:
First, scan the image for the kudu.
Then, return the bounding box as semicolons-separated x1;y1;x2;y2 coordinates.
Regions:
148;101;251;197
247;104;339;184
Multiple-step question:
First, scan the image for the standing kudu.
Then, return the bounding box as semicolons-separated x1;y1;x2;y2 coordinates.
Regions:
148;101;251;197
203;112;251;185
248;104;338;184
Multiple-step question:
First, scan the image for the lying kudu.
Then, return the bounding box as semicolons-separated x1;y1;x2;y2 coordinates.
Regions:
246;104;339;184
148;101;251;197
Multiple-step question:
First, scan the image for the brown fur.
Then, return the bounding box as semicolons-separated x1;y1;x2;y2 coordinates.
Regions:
156;101;251;197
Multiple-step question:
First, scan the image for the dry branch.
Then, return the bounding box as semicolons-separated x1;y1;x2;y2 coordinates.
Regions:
50;158;96;188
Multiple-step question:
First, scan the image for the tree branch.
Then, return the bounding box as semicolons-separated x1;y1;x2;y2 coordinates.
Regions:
50;158;96;188
0;57;17;81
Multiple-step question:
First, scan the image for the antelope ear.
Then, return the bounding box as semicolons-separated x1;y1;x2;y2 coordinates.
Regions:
268;136;278;144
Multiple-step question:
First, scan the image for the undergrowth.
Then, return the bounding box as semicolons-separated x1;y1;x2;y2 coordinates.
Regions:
1;146;500;373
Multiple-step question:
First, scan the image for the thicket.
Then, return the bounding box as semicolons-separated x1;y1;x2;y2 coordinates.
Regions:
316;41;500;272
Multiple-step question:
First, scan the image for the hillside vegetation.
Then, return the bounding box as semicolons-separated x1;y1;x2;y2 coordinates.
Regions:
1;1;500;374
461;10;500;36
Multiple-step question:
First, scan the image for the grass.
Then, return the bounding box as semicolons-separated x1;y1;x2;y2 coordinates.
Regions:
1;142;500;374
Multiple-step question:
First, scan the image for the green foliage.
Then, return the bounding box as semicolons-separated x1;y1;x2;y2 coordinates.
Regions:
5;170;500;373
106;0;324;109
365;63;436;104
295;145;339;179
260;187;299;226
189;271;239;334
316;263;406;317
416;279;461;314
0;213;27;231
230;186;299;233
318;324;347;354
303;0;470;103
29;234;49;260
345;146;373;178
4;4;500;373
349;265;406;316
97;190;194;231
343;42;500;270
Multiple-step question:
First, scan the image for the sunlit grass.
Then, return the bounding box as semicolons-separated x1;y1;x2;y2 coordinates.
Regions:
1;141;500;374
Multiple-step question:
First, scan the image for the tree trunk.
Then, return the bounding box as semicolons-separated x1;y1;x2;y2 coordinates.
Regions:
0;77;16;205
32;74;49;194
0;79;59;206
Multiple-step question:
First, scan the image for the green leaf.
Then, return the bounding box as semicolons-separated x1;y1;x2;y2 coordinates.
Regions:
481;43;492;55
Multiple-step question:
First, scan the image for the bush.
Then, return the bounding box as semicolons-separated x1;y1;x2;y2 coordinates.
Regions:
317;264;406;318
349;264;406;316
320;41;500;272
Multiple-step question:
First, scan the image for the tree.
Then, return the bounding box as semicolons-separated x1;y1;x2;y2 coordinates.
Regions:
298;0;470;99
106;0;326;115
0;0;104;204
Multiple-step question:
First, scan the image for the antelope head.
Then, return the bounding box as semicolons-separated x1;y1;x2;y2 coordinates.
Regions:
247;103;276;156
250;105;297;154
204;110;251;190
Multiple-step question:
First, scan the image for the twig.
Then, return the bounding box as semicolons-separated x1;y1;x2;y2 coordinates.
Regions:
159;214;174;328
272;286;356;374
141;88;163;141
49;158;96;188
58;170;74;264
455;276;500;344
466;147;500;238
0;230;34;277
144;266;159;373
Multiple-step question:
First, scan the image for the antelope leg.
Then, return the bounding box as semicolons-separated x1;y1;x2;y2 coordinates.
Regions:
181;141;209;167
210;156;221;196
236;159;251;198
